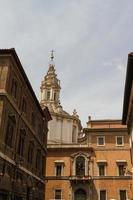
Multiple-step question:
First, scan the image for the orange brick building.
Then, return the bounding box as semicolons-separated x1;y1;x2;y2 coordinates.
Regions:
45;119;132;200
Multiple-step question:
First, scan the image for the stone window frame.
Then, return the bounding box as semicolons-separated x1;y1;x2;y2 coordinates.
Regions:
97;160;107;176
99;189;107;200
116;160;127;176
54;189;62;200
71;152;91;177
5;115;16;148
115;136;124;146
97;136;105;146
54;160;64;177
119;190;127;200
36;149;41;170
47;90;51;100
17;129;26;157
27;141;34;164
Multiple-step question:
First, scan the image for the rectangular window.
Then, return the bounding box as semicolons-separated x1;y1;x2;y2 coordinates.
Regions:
36;149;41;170
5;116;16;147
118;164;125;176
98;164;105;176
97;136;105;146
116;136;124;146
100;190;106;200
17;129;26;157
28;142;34;164
56;164;62;176
55;189;61;200
120;190;126;200
47;91;50;100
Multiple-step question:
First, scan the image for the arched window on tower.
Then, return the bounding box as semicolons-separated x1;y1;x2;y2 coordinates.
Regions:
54;92;57;101
47;90;50;100
76;156;85;176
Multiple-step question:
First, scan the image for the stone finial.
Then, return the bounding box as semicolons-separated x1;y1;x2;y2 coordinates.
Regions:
73;109;79;118
88;115;91;121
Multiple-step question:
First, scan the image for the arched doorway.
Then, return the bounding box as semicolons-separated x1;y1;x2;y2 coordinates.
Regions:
74;189;87;200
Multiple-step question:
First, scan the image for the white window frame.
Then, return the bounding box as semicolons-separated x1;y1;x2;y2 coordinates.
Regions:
97;161;107;176
116;160;127;176
54;160;64;176
116;136;124;146
97;136;105;146
54;189;62;200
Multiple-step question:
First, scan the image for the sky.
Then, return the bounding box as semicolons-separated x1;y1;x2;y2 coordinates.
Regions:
0;0;132;126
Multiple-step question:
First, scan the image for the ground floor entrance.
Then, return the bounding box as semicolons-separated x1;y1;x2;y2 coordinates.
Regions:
74;189;87;200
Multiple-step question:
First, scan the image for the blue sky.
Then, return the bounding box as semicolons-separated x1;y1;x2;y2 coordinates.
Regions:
0;0;132;126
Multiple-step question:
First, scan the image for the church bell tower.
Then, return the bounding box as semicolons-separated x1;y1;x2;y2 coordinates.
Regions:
40;50;61;112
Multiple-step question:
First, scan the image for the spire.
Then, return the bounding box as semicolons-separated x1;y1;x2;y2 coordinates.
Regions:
50;50;54;61
49;50;55;68
40;50;61;112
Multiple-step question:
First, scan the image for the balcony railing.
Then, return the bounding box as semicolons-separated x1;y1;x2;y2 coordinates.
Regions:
69;175;91;183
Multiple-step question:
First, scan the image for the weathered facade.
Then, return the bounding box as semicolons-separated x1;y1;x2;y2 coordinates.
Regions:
0;49;51;200
122;52;133;166
45;119;132;200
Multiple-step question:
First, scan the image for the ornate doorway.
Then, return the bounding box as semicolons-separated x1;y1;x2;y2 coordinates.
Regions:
74;189;87;200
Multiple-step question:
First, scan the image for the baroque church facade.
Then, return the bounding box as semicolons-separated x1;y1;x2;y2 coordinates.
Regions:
40;52;133;200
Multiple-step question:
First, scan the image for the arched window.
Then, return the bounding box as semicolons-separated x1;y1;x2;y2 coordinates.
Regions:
47;90;50;100
74;189;86;200
76;156;85;176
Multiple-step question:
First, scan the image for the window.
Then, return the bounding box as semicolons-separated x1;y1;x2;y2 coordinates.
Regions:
36;149;41;170
28;142;34;164
56;164;62;176
55;189;61;200
18;129;26;157
98;164;105;176
54;92;57;101
72;126;77;143
116;136;124;146
11;78;17;99
100;190;106;200
5;115;16;147
118;164;125;176
47;91;50;100
120;190;126;200
97;136;105;146
76;156;85;176
21;98;27;113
